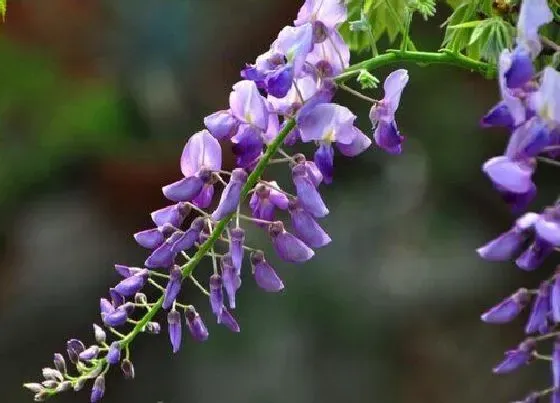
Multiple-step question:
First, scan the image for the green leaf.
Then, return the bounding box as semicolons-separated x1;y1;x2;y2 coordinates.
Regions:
340;0;409;53
448;20;484;29
357;69;379;89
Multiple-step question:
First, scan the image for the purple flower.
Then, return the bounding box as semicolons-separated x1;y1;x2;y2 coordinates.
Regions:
554;339;560;392
151;203;191;228
78;345;99;362
230;80;269;131
493;339;535;374
250;250;284;292
480;101;514;129
516;0;553;58
288;199;331;248
181;130;222;177
121;359;135;380
506;117;552;160
106;341;121;365
186;306;209;342
482;156;535;194
66;339;85;364
294;0;347;30
211;168;248;221
298;103;359;183
221;254;241;309
249;181;289;223
516;239;555;270
477;212;538;261
114;269;148;297
229;227;245;273
336;127;372;157
163;130;222;202
145;231;183;269
102;306;129;328
53;353;66;374
133;226;171;250
552;273;560;323
292;164;329;217
269;221;315;263
167;310;182;353
306;30;349;77
90;376;105;403
219;308;241;333
481;288;530;324
192;181;216;209
204;110;239;140
369;69;409;154
209;274;224;319
267;76;318;116
171;217;205;253
162;266;183;310
525;282;551;334
273;23;314;77
530;67;560;127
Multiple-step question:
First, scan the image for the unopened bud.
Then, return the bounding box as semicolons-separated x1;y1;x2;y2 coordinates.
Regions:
121;359;135;380
93;324;106;344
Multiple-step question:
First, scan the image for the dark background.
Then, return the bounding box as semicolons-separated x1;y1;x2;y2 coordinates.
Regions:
0;1;556;402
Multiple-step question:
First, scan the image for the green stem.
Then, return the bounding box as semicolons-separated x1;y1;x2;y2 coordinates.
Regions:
335;49;495;83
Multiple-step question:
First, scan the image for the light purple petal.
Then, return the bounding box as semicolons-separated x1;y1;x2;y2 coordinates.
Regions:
229;80;269;131
336;127;372;156
294;0;347;28
306;30;350;77
483;156;534;194
298;103;356;144
517;0;553;58
535;216;560;246
531;67;560;125
180;130;222;177
498;50;527;126
370;69;409;123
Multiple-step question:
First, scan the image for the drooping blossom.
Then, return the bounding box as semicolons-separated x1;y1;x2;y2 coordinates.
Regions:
369;69;409;154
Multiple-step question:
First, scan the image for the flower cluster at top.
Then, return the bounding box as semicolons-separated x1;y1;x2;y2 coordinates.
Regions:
24;1;411;401
477;0;560;402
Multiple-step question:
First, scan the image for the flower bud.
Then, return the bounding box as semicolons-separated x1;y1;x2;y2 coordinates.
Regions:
134;293;148;305
209;274;224;318
185;306;209;342
23;383;44;393
66;339;85;364
41;380;58;389
167;310;182;353
93;324;106;344
53;353;66;374
33;391;49;402
121;359;135;380
78;345;100;362
42;367;63;382
90;376;105;403
55;381;72;392
481;288;530;324
145;321;161;334
107;341;121;365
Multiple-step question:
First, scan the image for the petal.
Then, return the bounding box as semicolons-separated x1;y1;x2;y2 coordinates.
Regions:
525;282;551;334
167;310;182;353
192;183;215;209
162;267;182;310
231;125;264;168
482;156;534;194
114;270;148;297
289;202;331;248
476;229;525;261
229;80;269;131
505;47;535;89
209;274;224;318
186;307;209;342
229;228;245;273
480;101;514;128
532;67;560;125
516;239;554;271
373;120;403;154
292;163;329;217
506;117;551;159
313;143;335;184
306;30;350;77
517;0;553;58
219;308;240;333
211;169;248;221
180;130;222;177
370;69;409;123
251;252;284;292
336;127;372;156
535;217;560;246
162;176;204;203
481;288;529;324
298;103;356;144
204;110;239;140
269;222;315;263
498;50;527;126
551;275;560;322
294;0;347;28
133;228;164;250
266;65;294;98
151;203;189;227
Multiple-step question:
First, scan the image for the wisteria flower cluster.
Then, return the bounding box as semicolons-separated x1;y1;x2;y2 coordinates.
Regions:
477;0;560;401
21;0;560;401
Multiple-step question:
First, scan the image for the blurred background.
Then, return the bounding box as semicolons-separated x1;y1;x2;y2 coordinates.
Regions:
0;0;557;402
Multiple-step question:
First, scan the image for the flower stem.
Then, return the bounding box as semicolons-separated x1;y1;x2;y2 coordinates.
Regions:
335;49;495;83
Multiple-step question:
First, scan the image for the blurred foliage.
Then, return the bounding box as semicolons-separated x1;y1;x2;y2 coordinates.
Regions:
0;0;5;21
0;38;126;208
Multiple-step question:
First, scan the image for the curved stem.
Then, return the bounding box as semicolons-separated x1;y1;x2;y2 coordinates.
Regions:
335;49;495;83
